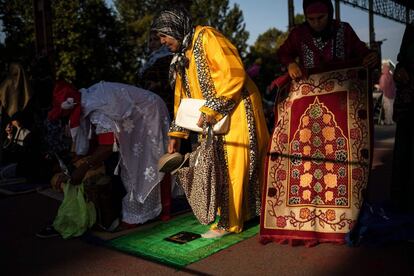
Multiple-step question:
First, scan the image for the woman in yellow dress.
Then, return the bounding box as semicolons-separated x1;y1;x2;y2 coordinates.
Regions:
152;8;269;237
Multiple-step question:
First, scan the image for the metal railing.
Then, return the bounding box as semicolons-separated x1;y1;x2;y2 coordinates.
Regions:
339;0;413;24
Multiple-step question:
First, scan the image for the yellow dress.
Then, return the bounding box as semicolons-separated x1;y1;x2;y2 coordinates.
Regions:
169;26;269;233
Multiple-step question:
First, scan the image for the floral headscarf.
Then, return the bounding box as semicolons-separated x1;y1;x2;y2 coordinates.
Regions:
151;8;194;88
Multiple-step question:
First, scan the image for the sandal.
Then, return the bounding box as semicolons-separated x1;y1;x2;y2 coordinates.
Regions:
36;225;60;238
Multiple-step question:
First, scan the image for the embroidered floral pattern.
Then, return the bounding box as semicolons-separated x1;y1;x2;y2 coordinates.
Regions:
263;67;370;235
302;44;314;68
276;216;287;228
144;166;156;182
300;208;311;219
313;36;329;51
300;22;346;69
133;142;143;157
122;118;135;134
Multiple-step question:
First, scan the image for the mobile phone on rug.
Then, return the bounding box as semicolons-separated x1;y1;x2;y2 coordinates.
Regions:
164;231;201;244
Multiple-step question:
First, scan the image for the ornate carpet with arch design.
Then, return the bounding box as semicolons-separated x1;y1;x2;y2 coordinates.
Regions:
260;67;372;245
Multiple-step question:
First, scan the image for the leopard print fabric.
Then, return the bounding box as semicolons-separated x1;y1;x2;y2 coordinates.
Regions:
176;133;225;225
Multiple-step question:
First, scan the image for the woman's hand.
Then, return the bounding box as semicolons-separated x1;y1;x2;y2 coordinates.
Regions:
70;164;89;186
51;173;69;191
287;62;303;79
5;123;13;139
168;137;181;153
197;113;216;128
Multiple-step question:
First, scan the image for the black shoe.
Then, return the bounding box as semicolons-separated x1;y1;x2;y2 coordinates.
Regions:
158;152;184;173
36;225;60;238
171;153;190;175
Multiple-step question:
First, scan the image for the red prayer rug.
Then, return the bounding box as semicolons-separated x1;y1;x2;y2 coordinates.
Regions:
260;67;372;246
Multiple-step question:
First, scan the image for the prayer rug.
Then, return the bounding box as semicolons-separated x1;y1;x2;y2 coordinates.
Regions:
107;213;259;267
0;178;48;195
260;67;372;245
37;187;64;201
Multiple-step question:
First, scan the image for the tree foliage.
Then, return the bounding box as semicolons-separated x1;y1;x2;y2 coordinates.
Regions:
0;0;36;70
52;0;131;87
251;27;284;57
190;0;249;55
0;0;249;87
114;0;249;74
246;27;284;94
0;0;132;88
113;0;166;82
246;13;306;92
294;13;305;26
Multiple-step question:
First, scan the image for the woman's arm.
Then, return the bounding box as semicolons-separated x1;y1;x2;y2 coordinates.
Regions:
277;27;302;78
198;27;245;123
70;132;114;185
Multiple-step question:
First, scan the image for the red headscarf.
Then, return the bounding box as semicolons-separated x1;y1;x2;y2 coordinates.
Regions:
47;80;81;129
305;2;329;15
303;0;333;17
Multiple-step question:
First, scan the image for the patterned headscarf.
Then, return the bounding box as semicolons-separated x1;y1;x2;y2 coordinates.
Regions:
151;8;194;88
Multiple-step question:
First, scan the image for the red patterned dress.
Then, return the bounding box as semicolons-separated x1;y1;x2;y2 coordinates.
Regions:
278;20;370;72
260;20;373;246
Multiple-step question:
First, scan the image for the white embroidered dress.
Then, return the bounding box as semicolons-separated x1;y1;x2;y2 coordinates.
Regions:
79;81;170;224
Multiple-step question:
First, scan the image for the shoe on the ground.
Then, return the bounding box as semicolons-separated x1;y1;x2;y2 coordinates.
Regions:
98;217;120;232
158;152;184;173
36;225;60;238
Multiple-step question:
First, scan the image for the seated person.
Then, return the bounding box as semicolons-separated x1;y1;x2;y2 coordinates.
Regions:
1;112;36;180
37;80;170;238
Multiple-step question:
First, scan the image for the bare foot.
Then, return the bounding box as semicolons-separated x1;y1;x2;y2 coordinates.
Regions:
201;229;230;238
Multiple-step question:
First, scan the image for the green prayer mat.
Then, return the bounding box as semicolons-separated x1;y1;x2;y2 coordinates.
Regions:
107;213;259;268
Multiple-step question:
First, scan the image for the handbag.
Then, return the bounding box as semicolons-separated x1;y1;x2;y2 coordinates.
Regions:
175;127;225;225
175;98;230;134
3;128;26;154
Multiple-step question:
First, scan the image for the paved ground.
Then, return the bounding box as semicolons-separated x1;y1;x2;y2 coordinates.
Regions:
1;124;414;276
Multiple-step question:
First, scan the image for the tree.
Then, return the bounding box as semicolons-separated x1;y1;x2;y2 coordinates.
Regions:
0;0;36;69
190;0;249;56
0;0;250;88
114;0;250;78
246;13;306;90
0;42;6;81
251;27;284;57
114;0;163;84
0;0;130;88
245;27;284;95
52;0;129;88
294;13;305;26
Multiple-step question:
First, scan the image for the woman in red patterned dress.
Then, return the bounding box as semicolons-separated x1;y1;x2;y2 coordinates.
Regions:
260;0;378;246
